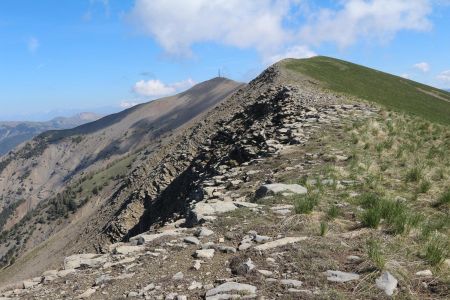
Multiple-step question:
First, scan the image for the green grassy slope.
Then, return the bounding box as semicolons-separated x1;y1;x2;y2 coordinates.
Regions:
282;56;450;125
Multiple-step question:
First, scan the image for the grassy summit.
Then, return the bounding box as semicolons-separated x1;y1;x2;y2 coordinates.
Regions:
282;56;450;125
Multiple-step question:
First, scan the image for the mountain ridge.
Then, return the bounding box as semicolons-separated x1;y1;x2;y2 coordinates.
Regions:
0;58;449;299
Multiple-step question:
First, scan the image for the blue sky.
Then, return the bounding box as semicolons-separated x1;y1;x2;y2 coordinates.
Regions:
0;0;449;121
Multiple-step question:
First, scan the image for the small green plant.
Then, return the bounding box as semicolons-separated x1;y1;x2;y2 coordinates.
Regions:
424;235;448;266
405;166;422;182
361;206;382;228
418;180;431;193
327;205;341;220
433;188;450;207
366;238;385;270
294;193;319;214
320;221;328;236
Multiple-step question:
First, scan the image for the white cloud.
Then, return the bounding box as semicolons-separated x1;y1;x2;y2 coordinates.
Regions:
267;45;317;65
400;73;411;79
436;70;450;83
27;37;39;53
300;0;432;48
127;0;296;58
127;0;436;62
133;78;196;97
120;101;141;109
413;62;430;72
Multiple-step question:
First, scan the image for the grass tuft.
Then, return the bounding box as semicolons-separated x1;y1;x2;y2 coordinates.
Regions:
433;188;450;207
294;193;319;214
424;235;449;266
366;238;385;270
320;221;328;236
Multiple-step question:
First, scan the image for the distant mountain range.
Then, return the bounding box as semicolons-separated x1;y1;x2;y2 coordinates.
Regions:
0;112;101;155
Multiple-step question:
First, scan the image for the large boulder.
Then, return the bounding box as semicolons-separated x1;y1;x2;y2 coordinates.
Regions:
255;183;307;198
186;201;238;227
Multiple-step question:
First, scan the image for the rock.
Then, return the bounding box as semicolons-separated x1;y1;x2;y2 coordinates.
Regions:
229;257;255;275
142;283;155;292
280;279;303;288
205;282;257;298
76;288;97;299
188;281;203;290
218;245;237;253
254;237;307;251
22;280;40;289
376;271;398;296
128;291;139;297
270;205;294;215
176;296;187;300
42;270;58;276
254;235;271;243
183;236;200;245
42;275;58;283
57;269;76;277
346;255;362;262
415;270;432;276
113;245;145;255
325;270;360;282
187;201;238;226
255;183;307;198
64;254;107;270
95;274;113;286
233;202;259;209
130;229;184;245
194;249;215;259
195;227;215;237
257;270;273;276
166;292;178;300
238;242;253;251
172;272;184;281
192;260;202;270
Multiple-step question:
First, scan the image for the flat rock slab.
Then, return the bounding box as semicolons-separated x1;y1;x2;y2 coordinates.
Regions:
254;237;307;251
194;249;215;259
376;271;398;296
280;279;303;288
255;183;307;198
64;254;107;270
130;229;184;245
325;270;360;282
187;201;238;226
205;282;257;299
113;245;145;255
75;288;97;299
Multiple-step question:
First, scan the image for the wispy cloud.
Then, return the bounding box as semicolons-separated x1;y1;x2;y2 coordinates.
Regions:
27;37;39;53
413;62;430;73
120;101;141;109
436;70;450;84
133;78;196;97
